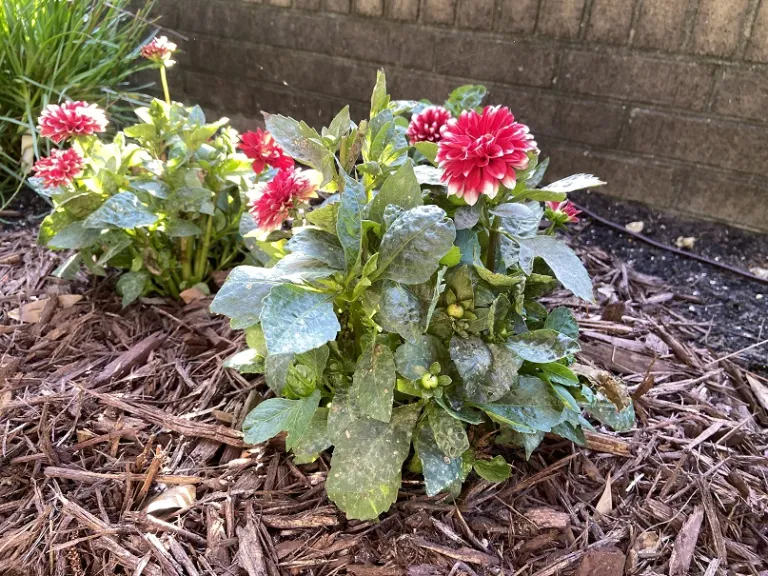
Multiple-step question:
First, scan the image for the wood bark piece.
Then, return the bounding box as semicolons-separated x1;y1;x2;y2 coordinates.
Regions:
92;331;165;385
237;521;268;576
574;546;626;576
412;538;499;566
669;506;704;575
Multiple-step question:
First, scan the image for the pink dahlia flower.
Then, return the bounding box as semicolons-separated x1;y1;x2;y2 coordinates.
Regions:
141;36;177;65
239;129;294;174
32;148;84;188
407;106;452;144
37;101;108;143
546;200;581;223
249;168;321;231
436;106;537;206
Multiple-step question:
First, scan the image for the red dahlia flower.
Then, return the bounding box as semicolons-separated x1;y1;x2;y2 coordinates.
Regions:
141;36;177;65
436;106;537;206
407;106;452;144
546;200;581;223
239;129;294;174
37;101;108;144
32;148;84;188
249;168;321;231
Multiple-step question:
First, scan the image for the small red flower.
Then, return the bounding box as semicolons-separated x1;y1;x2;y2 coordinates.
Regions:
141;35;177;65
249;168;320;231
32;148;84;188
407;106;452;145
239;129;294;174
38;101;108;144
546;200;581;223
436;106;537;206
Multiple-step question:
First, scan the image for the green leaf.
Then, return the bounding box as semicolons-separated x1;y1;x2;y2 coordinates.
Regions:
527;157;550;188
378;281;425;343
413;141;438;164
223;349;265;374
326;404;420;520
131;179;170;199
116;271;148;308
264;113;335;184
497;429;545;460
540;174;605;194
370;69;389;118
265;353;294;394
413;165;444;186
170;186;213;215
48;221;100;249
473;264;524;288
53;254;82;279
440;246;461;267
450;336;492;390
327;106;351;140
286;227;346;270
336;172;366;271
425;267;447;331
242;390;320;446
291;408;332;464
376;206;456;285
394;335;446;380
516;235;594;303
165;219;202;237
544;307;579;339
493;201;543;239
306;202;339;235
369;162;423;225
434;396;485;424
211;265;322;330
124;123;156;141
477;376;564;433
414;421;464;497
551;421;586;446
587;398;635;432
465;343;523;403
505;329;580;363
352;343;396;423
473;456;511;482
427;403;469;458
260;285;340;355
83;192;158;230
489;294;511;339
444;84;487;116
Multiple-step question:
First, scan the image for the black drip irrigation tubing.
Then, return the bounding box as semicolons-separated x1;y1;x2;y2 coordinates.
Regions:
569;201;768;287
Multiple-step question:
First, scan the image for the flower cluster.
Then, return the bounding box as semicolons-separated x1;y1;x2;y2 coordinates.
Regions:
406;106;452;144
32;148;84;188
141;36;177;66
437;106;537;206
37;101;108;143
239;129;294;174
249;168;320;231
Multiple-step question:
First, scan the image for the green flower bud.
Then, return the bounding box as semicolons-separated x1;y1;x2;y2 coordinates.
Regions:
447;303;465;319
421;373;439;389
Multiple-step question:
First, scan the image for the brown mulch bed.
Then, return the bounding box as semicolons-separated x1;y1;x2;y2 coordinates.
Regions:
1;227;767;576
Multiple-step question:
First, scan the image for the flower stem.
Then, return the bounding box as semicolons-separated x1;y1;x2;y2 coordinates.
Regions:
180;237;192;281
194;215;214;282
160;66;171;105
485;215;500;271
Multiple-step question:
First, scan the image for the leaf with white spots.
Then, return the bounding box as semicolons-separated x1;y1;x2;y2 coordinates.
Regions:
351;342;396;422
540;174;605;194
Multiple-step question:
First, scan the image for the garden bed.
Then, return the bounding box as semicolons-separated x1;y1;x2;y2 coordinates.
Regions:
1;223;766;576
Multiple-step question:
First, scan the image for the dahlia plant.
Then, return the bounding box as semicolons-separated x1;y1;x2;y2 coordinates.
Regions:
35;41;265;305
212;72;634;520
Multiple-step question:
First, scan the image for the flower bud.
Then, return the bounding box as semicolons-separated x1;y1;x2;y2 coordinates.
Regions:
447;303;464;319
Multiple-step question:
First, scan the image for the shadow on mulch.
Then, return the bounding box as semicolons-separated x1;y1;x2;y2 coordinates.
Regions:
1;221;767;575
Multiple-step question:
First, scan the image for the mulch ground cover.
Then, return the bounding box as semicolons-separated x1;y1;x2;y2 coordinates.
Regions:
1;222;767;576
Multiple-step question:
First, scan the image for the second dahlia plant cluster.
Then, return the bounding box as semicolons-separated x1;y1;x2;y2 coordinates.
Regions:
33;38;280;305
212;72;634;520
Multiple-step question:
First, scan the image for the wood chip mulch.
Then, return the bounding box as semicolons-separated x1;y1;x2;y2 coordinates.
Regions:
1;227;767;576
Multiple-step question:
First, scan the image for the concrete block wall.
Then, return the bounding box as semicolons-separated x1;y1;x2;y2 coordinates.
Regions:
151;0;768;231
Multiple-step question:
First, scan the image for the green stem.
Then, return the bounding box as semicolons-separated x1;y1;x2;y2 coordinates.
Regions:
180;237;192;281
485;215;500;271
194;215;214;282
164;277;180;300
160;66;171;105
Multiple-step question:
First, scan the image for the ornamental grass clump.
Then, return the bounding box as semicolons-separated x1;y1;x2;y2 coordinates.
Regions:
212;72;635;520
34;39;272;305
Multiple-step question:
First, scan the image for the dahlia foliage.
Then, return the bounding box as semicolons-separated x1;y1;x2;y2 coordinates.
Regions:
35;49;269;305
212;72;634;520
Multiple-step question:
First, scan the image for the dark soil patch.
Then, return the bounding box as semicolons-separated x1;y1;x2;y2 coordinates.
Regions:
568;190;768;372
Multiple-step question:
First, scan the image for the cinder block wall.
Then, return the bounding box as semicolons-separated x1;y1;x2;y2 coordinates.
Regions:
154;0;768;231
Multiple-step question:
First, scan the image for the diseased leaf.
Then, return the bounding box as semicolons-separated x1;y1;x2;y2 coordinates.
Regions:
286;227;346;270
223;349;265;374
326;404;420;520
454;205;481;230
473;456;510;482
551;420;586;446
352;343;396;423
544;307;579;339
377;206;456;285
49;221;100;249
378;281;425;343
541;173;605;194
242;390;320;447
505;329;580;363
264;353;293;394
477;376;564;434
516;235;594;303
445;84;487;116
425;267;447;331
336;171;366;271
291;408;332;463
260;285;340;355
413;165;444;187
394;335;447;380
464;343;523;403
450;336;492;391
427;403;469;458
369;162;422;224
165;219;202;237
497;429;545;460
414;421;464;497
264;113;334;183
116;271;148;308
83;192;158;229
306;202;339;235
587;398;636;432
